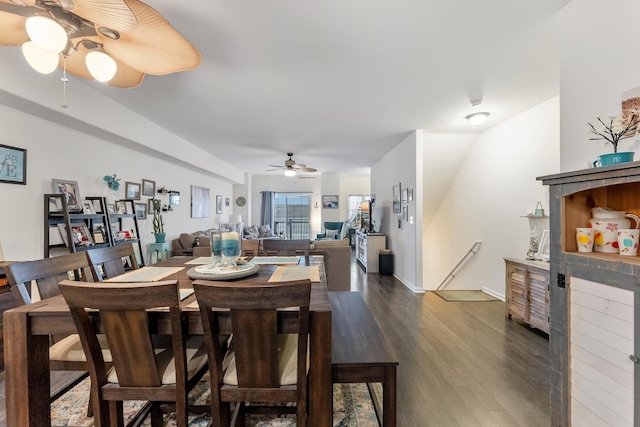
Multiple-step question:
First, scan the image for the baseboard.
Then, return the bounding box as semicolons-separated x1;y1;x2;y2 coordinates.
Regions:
482;286;504;301
393;274;425;294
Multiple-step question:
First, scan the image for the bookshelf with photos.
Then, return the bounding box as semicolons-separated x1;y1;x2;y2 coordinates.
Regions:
44;194;143;263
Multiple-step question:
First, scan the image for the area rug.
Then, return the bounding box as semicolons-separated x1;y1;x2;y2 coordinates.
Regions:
433;290;499;302
50;374;381;426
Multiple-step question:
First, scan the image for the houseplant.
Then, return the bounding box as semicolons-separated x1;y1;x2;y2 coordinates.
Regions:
151;198;165;243
588;113;640;166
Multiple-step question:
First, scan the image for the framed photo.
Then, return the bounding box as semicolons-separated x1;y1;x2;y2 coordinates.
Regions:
225;197;230;207
135;202;147;219
322;195;339;209
169;192;180;206
191;185;211;218
398;215;403;229
69;223;93;247
91;199;103;213
402;187;408;204
149;198;160;214
52;179;82;211
142;179;156;197
92;228;105;244
216;194;223;214
402;205;408;221
82;201;94;214
116;201;127;214
537;230;550;261
107;204;116;214
0;144;26;185
392;183;401;213
408;188;414;201
125;181;141;200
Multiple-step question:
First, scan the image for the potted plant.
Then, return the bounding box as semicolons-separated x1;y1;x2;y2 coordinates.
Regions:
588;113;640;166
151;198;165;243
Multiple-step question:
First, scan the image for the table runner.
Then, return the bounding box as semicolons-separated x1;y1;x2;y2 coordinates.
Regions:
104;266;184;282
251;256;301;265
268;265;320;283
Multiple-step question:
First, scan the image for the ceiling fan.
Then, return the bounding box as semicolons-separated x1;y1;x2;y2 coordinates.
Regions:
0;0;201;88
267;153;317;176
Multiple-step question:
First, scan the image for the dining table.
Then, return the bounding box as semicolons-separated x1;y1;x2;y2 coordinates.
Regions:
3;255;333;426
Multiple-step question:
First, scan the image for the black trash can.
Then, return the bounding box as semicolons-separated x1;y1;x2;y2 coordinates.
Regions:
379;250;393;276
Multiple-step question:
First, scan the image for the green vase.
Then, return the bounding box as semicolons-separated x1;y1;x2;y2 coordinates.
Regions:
154;233;166;243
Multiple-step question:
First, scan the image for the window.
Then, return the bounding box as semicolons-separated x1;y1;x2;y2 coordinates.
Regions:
274;193;311;239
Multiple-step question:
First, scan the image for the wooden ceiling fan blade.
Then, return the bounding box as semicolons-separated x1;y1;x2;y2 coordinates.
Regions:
267;165;284;168
64;0;137;32
0;0;35;7
299;167;317;172
63;36;144;87
98;0;201;75
0;10;28;45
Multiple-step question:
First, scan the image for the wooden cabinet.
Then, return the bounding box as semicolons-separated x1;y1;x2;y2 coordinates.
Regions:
504;258;549;333
356;231;385;273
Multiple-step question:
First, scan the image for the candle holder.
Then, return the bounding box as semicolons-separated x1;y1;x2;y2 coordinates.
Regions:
219;222;243;268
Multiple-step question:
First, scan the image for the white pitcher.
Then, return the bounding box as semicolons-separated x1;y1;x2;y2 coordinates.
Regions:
588;207;640;253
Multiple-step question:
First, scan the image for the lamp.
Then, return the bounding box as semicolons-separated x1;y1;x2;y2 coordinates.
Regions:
284;169;297;177
465;112;490;126
85;49;117;82
21;41;59;74
25;16;68;53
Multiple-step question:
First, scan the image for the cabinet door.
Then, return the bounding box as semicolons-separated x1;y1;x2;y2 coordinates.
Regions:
528;270;549;333
507;266;527;320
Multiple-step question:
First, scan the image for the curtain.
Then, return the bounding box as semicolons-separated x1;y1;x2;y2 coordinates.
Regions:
344;195;364;236
260;191;274;228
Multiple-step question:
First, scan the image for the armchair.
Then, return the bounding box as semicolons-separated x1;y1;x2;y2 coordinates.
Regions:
316;221;343;239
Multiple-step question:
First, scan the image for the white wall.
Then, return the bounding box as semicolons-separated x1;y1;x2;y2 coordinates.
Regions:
0;104;235;262
371;132;419;291
559;0;640;172
423;97;560;296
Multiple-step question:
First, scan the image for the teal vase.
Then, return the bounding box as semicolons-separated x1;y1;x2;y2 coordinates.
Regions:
154;233;166;243
594;152;635;167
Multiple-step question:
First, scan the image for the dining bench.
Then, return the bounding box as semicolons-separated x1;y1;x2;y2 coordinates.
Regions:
329;291;399;427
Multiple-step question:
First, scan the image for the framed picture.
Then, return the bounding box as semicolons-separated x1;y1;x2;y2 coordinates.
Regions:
149;198;161;214
225;197;230;207
125;182;141;200
52;179;82;211
408;188;414;201
107;204;116;214
216;194;223;214
142;179;156;197
398;215;403;229
82;201;94;214
402;205;408;221
392;183;401;213
191;185;211;218
322;195;339;209
402;187;408;204
169;192;180;206
116;201;127;214
0;144;26;185
92;228;105;244
536;230;550;261
135;202;147;219
69;223;93;247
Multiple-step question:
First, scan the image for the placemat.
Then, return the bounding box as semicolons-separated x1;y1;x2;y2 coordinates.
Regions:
251;256;301;265
268;266;320;283
185;257;217;264
104;266;184;282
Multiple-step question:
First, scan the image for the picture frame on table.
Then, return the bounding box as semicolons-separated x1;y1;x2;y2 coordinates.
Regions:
82;201;94;214
125;181;141;200
107;204;116;214
142;179;156;197
392;183;401;213
135;202;147;220
116;201;127;214
52;178;82;212
322;195;339;209
0;144;27;185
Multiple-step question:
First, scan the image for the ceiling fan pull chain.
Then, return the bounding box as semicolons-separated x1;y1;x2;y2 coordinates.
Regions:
61;57;69;109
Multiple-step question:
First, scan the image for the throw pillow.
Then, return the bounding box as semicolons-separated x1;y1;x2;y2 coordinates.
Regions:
258;224;273;238
326;229;339;239
243;225;259;239
179;233;197;249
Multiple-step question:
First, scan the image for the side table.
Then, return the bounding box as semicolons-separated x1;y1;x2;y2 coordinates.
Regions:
147;242;171;265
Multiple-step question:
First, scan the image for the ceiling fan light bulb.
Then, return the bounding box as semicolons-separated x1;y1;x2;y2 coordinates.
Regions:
465;112;490;126
86;50;117;82
284;169;297;177
25;16;68;53
21;41;59;74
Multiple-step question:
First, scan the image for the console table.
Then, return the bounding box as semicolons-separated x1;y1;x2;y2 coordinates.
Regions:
355;231;385;273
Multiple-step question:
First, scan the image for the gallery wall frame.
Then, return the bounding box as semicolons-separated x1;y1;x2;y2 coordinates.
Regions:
142;179;156;197
125;181;141;200
191;185;211;218
0;144;26;185
322;195;339;209
216;194;223;214
392;183;401;213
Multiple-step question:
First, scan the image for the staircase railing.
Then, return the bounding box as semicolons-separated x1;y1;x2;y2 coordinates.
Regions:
436;241;482;290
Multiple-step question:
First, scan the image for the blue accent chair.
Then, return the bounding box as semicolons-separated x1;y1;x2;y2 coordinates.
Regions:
316;221;343;239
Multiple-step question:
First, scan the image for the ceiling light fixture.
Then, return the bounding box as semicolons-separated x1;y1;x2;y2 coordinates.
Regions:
284;169;297;177
0;0;202;88
465;112;490;126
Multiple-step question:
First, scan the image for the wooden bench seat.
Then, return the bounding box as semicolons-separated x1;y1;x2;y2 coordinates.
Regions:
329;291;399;427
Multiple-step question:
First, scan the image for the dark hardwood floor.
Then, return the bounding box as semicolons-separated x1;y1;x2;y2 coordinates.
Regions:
0;253;550;427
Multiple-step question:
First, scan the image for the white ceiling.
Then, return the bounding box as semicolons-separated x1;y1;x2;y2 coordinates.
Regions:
0;0;571;176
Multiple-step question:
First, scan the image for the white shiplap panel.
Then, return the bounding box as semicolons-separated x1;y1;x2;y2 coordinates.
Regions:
571;316;633;356
571;303;634;338
571;343;634;389
570;291;633;323
571;382;633;427
571;277;634;305
571;365;633;409
571;330;633;371
571;399;611;427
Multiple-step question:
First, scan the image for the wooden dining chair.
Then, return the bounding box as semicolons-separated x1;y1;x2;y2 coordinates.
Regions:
193;279;312;427
262;239;310;260
58;279;209;427
5;252;106;414
86;243;140;281
240;238;259;257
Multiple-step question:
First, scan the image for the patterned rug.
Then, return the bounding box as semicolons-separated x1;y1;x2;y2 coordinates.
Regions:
433;290;500;302
50;374;381;426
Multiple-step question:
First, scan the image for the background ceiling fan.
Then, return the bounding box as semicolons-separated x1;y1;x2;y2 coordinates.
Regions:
0;0;201;88
268;153;317;176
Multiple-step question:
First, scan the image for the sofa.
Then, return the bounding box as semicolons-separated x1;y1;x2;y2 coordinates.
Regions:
311;238;351;291
171;231;211;256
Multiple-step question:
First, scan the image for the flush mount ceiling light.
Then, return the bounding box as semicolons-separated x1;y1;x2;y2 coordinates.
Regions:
0;0;201;88
465;111;490;126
